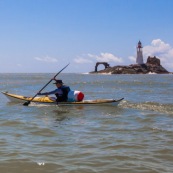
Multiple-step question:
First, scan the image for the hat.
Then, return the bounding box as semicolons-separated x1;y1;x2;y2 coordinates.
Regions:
53;80;63;84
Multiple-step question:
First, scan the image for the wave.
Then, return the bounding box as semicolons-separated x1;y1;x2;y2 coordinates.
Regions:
121;100;173;114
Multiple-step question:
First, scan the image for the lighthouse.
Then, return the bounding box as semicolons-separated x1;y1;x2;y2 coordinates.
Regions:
136;41;144;64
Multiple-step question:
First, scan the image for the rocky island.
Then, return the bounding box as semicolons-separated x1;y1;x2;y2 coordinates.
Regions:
90;41;171;74
90;56;170;74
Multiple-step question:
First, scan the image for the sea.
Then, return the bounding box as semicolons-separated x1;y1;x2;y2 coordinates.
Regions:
0;73;173;173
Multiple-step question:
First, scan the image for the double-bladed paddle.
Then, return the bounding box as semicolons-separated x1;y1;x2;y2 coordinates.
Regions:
23;63;70;106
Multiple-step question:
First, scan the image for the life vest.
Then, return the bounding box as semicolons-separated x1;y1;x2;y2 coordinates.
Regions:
55;86;70;102
67;90;84;102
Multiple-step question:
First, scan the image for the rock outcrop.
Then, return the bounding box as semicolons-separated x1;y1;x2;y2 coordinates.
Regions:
90;56;169;74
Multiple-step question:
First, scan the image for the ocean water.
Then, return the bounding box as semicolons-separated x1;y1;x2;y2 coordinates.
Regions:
0;73;173;173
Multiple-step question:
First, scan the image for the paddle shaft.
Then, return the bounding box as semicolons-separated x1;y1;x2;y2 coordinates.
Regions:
23;63;69;106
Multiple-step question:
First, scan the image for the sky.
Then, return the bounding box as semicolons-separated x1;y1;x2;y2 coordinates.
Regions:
0;0;173;73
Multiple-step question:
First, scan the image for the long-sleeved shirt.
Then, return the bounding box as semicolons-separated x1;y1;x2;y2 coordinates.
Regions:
39;85;71;102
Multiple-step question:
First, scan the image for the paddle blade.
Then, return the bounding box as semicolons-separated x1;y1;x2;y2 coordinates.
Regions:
23;101;30;106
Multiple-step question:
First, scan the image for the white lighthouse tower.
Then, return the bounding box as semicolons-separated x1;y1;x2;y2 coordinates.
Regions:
136;41;144;64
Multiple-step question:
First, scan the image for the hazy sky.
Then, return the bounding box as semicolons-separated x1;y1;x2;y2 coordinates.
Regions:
0;0;173;73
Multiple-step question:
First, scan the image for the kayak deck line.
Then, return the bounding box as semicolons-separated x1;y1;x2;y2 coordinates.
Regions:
1;91;124;106
2;91;55;103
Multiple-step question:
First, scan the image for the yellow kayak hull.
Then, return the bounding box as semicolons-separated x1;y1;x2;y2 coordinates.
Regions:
1;91;124;106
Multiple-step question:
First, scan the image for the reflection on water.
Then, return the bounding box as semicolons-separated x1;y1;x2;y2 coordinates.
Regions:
52;109;69;122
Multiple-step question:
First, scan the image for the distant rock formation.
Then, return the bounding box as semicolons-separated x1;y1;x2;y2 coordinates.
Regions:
90;56;170;74
95;62;110;72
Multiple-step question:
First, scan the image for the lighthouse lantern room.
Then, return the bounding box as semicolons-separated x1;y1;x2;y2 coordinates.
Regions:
136;41;144;64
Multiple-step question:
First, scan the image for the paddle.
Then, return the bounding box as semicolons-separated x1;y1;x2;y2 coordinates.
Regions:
23;63;70;106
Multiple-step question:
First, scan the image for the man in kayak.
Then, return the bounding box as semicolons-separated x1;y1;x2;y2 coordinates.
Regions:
38;79;71;102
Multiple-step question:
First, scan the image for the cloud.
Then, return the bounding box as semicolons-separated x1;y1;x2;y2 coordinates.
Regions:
74;57;93;64
34;56;58;63
143;39;171;57
143;39;173;70
17;64;22;67
74;53;123;66
88;53;123;63
128;56;136;63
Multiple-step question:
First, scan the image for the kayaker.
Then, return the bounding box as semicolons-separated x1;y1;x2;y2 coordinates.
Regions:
37;79;71;102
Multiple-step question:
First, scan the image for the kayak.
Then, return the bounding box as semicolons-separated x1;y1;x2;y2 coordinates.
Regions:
1;91;124;106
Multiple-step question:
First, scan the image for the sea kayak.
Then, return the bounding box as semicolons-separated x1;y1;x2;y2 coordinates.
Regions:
1;91;124;106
